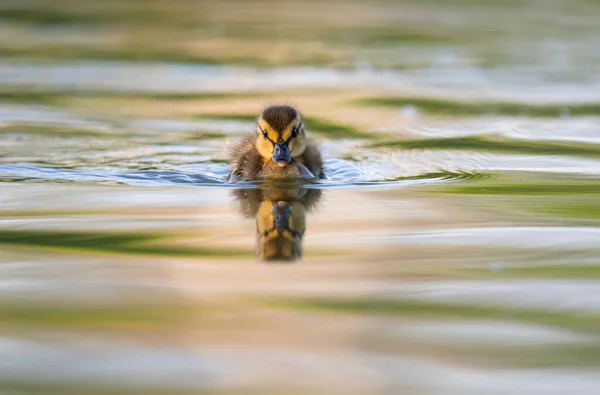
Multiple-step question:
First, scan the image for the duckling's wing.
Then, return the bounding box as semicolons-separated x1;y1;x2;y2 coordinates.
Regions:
226;172;239;183
302;142;326;179
228;134;262;182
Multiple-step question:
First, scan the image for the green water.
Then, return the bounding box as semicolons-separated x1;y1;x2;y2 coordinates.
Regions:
2;0;600;394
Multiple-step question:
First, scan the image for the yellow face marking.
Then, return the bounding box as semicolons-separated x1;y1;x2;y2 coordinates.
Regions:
257;118;280;142
279;114;302;142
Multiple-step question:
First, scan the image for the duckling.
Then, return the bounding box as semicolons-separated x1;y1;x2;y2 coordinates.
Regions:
227;105;325;182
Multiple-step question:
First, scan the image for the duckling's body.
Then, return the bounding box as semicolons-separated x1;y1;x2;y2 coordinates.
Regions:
228;135;323;181
227;105;324;182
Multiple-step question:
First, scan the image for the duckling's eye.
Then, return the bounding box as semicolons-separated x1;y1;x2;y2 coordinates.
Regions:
291;127;298;138
262;129;268;138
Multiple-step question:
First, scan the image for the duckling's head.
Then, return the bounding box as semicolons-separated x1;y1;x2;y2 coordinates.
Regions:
255;105;306;167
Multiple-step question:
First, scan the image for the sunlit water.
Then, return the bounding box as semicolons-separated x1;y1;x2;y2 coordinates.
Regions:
2;1;600;394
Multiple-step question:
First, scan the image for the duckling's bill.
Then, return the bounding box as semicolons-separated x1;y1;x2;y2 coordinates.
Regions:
273;143;291;167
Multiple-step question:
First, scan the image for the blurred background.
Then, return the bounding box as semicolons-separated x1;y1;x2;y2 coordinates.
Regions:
1;0;600;394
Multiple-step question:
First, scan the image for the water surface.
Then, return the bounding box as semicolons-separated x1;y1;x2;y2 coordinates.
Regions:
2;1;600;394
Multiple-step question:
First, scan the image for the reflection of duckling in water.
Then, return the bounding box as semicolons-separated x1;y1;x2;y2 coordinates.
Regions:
233;187;322;261
227;105;325;182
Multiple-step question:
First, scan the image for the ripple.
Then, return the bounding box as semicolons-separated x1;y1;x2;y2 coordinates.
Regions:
0;163;458;188
0;165;224;186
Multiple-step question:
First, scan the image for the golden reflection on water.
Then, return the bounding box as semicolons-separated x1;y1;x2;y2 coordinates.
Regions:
233;186;322;262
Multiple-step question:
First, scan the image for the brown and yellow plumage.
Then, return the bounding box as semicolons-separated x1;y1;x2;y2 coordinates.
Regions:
227;105;325;182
